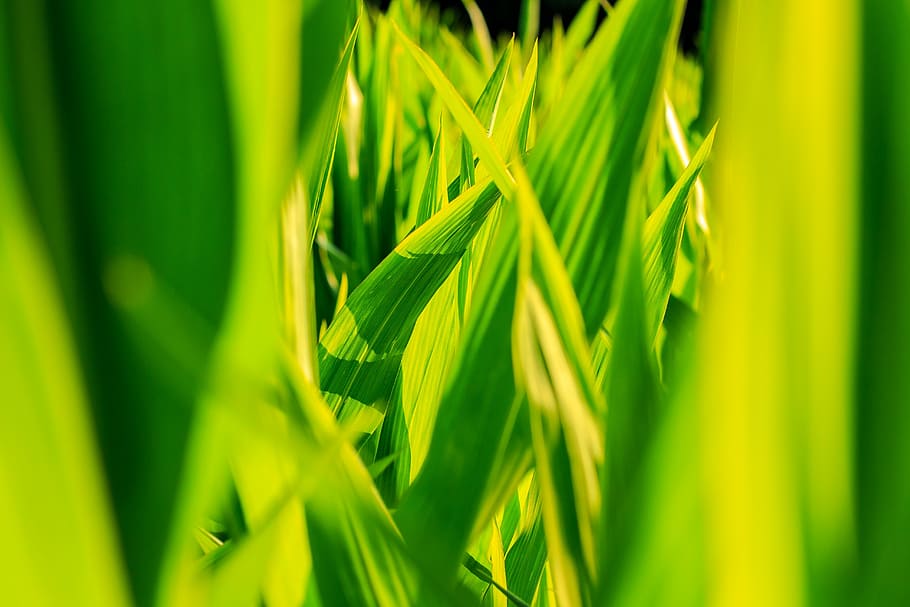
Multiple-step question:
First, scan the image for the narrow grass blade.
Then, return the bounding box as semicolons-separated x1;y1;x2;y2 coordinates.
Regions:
304;17;361;245
416;121;449;225
461;0;496;71
520;0;541;49
504;496;548;605
460;39;514;191
460;43;539;325
512;166;606;607
394;24;516;198
642;126;715;344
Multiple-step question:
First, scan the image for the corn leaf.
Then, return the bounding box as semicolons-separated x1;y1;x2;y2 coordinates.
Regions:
396;0;683;583
512;166;606;607
394;24;516;198
319;178;502;436
0;126;130;607
857;1;910;604
2;1;240;600
642;126;716;344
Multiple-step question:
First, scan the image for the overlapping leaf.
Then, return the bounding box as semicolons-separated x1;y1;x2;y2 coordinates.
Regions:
512;166;606;607
641;127;715;344
319;41;536;445
318;178;502;435
396;0;684;583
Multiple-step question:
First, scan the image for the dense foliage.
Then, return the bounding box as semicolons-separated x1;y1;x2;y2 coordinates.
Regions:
1;0;908;606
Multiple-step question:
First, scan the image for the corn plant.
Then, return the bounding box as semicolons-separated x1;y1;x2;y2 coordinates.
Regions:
1;0;908;606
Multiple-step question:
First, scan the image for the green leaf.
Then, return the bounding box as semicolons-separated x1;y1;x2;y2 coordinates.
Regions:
286;362;473;607
697;0;859;603
3;0;240;600
460;42;539;325
198;2;359;605
0;125;130;607
460;39;514;191
603;373;706;607
331;14;398;284
304;17;361;245
371;42;540;503
512;166;606;607
504;484;548;605
641;126;716;343
319;178;502;436
394;24;516;199
416;120;449;226
519;0;541;49
857;0;910;602
396;0;684;583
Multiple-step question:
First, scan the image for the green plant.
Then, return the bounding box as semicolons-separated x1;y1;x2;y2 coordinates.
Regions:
1;0;908;606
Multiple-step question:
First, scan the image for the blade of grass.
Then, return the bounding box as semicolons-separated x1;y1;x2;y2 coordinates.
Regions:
512;165;606;607
642;126;716;344
460;39;514;191
394;24;516;199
